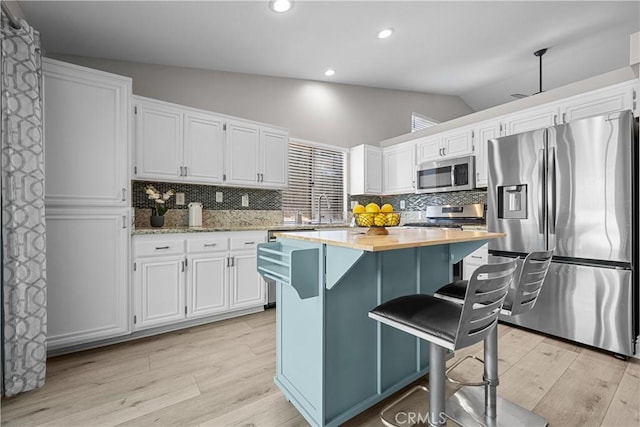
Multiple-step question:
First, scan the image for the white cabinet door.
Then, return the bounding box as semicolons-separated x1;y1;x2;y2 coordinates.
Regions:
225;121;260;186
46;208;129;349
135;255;186;330
364;145;383;194
260;128;288;188
505;105;559;135
559;82;635;123
349;144;382;195
43;59;130;207
183;112;225;184
135;98;183;181
187;253;228;318
383;142;415;194
473;121;501;188
443;128;473;157
416;136;443;163
229;252;265;310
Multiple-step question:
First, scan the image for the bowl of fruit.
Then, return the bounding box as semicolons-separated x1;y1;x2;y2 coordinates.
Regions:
353;203;400;236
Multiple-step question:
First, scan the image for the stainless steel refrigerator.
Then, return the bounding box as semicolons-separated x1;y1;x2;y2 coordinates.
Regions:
488;110;638;357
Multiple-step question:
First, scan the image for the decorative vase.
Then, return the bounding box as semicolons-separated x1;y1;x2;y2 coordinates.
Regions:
150;215;164;228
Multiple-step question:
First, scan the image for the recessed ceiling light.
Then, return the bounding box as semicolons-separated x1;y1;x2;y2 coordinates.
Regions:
269;0;292;13
377;28;394;39
325;69;335;77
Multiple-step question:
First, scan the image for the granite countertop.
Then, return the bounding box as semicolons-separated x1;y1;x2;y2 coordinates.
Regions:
274;228;505;252
132;223;351;235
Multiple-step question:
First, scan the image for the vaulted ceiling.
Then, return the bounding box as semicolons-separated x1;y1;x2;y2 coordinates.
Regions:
19;1;640;111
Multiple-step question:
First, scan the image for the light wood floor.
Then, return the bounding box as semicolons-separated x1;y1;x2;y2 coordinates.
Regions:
1;309;638;426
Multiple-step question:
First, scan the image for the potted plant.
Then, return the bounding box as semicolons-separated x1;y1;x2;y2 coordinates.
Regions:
145;185;176;227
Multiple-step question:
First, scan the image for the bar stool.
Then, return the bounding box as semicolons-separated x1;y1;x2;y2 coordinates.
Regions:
368;259;517;427
434;249;553;427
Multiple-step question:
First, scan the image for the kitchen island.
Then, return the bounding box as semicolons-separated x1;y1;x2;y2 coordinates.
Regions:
256;227;505;427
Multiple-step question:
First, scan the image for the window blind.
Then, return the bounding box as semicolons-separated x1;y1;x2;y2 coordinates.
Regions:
282;142;346;223
411;112;439;132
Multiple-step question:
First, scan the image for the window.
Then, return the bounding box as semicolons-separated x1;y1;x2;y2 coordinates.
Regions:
411;112;439;132
282;140;347;224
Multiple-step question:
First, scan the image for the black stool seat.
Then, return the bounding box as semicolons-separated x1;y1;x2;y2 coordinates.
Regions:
370;294;462;344
437;280;514;311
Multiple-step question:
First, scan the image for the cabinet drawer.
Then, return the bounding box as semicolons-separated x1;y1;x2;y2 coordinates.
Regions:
187;237;229;253
135;239;184;257
230;235;264;251
465;244;488;263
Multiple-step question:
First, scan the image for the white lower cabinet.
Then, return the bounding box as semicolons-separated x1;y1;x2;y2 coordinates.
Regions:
137;255;186;329
46;208;130;350
462;244;488;281
133;232;265;331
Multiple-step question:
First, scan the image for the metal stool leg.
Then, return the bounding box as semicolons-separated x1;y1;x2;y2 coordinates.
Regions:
445;325;548;427
484;326;499;420
429;343;446;427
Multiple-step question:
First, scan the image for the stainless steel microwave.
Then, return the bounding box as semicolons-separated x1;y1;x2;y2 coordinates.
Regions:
415;155;476;193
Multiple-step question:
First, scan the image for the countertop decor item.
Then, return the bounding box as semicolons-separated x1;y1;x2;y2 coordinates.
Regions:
145;185;175;227
352;202;400;236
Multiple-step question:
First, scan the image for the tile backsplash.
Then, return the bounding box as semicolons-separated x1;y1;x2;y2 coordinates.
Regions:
132;181;282;211
349;190;487;211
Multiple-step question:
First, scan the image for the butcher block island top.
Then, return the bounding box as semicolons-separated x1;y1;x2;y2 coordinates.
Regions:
274;227;506;252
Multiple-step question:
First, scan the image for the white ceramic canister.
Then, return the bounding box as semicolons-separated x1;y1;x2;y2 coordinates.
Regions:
188;202;203;227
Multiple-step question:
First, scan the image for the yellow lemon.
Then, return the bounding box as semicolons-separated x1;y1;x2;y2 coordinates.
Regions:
352;204;365;214
381;203;393;213
358;213;373;227
386;213;400;226
365;203;380;213
374;213;387;227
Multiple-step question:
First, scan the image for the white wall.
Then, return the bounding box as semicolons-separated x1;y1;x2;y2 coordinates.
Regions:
48;54;473;149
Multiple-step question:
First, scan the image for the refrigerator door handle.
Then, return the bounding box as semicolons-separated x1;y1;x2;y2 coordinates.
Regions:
548;147;557;235
537;148;546;234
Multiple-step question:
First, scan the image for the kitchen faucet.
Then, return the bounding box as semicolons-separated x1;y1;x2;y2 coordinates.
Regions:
317;193;330;224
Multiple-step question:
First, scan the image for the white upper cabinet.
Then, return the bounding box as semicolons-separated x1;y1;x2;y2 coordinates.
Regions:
134;96;288;188
43;58;131;207
135;98;183;181
184;112;225;184
225;120;261;186
225;122;288;188
416;127;473;163
260;127;289;188
383;142;415;195
558;81;636;123
504;105;559;135
350;144;382;195
416;135;442;163
473;120;502;188
134;97;226;185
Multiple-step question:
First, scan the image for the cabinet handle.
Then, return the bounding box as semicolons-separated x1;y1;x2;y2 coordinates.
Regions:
204;243;217;247
155;246;170;250
562;112;566;123
122;215;127;229
226;257;230;267
470;255;483;259
257;173;260;182
122;188;126;201
244;241;256;245
261;173;264;182
184;166;188;177
230;257;235;267
178;166;183;177
181;260;185;272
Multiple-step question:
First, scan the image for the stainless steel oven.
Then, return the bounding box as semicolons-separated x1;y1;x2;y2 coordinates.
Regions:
415;155;475;193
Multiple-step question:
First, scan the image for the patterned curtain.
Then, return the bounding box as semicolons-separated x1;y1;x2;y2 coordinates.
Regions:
1;12;47;396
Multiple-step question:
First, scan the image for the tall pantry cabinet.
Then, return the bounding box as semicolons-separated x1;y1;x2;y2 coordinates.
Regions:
43;59;131;350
